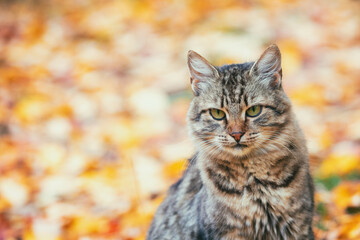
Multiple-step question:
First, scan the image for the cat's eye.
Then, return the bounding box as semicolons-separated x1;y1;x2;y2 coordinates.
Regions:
246;105;262;117
209;109;226;120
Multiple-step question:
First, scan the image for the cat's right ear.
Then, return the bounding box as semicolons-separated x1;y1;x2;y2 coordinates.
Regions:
250;44;282;89
187;50;219;96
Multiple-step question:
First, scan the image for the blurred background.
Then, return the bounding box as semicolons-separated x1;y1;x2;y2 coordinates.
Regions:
0;0;359;239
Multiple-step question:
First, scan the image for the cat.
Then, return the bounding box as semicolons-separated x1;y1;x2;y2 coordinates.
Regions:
147;45;314;240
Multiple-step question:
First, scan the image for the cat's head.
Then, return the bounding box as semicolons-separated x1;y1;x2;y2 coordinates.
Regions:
187;45;292;158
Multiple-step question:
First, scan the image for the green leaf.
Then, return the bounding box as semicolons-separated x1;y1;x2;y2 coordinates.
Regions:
315;175;341;191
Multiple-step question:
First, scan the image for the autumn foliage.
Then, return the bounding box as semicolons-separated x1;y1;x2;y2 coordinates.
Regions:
0;0;359;239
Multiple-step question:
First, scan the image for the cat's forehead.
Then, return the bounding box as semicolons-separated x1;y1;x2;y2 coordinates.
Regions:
216;63;263;104
217;63;254;90
194;62;275;108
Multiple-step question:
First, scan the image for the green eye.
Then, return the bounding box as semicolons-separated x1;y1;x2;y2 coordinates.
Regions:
246;105;262;117
210;109;226;120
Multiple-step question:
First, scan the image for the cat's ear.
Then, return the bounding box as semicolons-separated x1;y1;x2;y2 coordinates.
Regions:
188;50;219;96
250;44;282;88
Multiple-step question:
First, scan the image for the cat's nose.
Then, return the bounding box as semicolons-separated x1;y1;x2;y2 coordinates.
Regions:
230;131;244;142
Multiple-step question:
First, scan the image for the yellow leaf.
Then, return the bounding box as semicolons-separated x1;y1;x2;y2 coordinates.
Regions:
317;154;360;178
338;215;360;239
163;159;187;179
320;130;334;150
122;208;153;229
14;95;51;123
290;84;327;108
104;119;141;149
23;229;36;240
333;183;360;210
0;197;11;212
70;215;108;235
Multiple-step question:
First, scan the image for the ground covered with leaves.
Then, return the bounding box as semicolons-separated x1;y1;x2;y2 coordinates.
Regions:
0;0;359;239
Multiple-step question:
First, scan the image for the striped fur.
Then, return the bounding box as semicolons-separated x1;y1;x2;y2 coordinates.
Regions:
147;45;314;240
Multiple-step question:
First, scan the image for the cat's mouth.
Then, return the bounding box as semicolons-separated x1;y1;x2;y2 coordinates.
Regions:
232;143;248;149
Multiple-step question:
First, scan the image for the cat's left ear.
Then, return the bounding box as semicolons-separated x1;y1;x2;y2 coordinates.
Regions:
188;50;219;96
250;44;282;88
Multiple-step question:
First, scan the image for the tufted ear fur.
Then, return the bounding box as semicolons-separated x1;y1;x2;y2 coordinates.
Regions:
187;50;219;96
250;44;282;88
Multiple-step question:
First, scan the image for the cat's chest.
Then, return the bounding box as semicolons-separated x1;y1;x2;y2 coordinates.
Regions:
207;170;293;213
200;159;298;237
231;176;293;219
209;183;296;239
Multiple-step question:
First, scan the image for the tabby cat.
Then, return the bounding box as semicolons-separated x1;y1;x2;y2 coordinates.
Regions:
147;45;314;240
